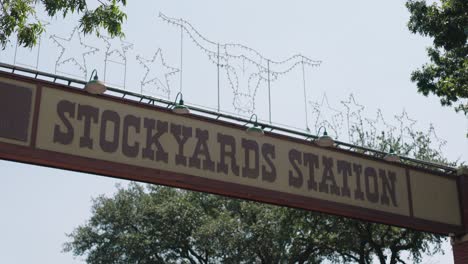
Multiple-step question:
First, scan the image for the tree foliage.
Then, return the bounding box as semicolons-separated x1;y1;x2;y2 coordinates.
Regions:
406;0;468;114
63;185;444;264
0;0;127;49
64;184;338;264
64;125;450;264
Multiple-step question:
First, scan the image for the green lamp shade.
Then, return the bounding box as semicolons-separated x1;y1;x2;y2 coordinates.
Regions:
384;153;400;162
246;125;264;136
315;131;334;147
172;104;190;114
84;78;106;95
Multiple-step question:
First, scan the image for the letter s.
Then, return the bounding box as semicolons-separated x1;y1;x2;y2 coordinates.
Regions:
53;100;76;145
261;143;276;182
288;149;303;188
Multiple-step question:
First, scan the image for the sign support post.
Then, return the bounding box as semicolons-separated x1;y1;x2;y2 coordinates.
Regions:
452;166;468;263
452;234;468;264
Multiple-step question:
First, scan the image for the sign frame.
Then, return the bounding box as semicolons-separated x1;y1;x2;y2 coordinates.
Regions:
0;71;464;235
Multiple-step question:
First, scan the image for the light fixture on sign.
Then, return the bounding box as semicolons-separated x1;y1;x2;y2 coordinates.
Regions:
384;148;400;163
172;92;190;114
315;126;334;147
246;114;264;136
84;69;106;94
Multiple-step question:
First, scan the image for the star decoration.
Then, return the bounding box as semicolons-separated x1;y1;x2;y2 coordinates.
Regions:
101;36;133;62
309;93;344;139
136;48;179;99
427;123;447;152
341;94;365;142
365;109;397;140
394;109;417;142
50;27;99;78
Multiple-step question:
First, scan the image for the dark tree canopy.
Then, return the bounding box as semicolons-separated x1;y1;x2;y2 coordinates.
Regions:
406;0;468;114
64;184;445;264
0;0;127;49
64;126;449;264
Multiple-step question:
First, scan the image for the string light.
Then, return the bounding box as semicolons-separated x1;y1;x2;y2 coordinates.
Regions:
159;12;321;114
427;123;447;153
102;36;133;62
50;27;99;79
394;109;417;144
309;93;344;139
365;109;397;146
101;36;133;89
136;48;180;100
341;94;365;143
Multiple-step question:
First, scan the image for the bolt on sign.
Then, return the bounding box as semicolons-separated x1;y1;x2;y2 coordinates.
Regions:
0;72;464;235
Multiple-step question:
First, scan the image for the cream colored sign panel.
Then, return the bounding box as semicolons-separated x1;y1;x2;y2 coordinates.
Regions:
410;170;461;225
37;87;410;216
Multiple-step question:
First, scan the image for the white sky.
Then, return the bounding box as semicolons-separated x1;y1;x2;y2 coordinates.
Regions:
1;1;467;263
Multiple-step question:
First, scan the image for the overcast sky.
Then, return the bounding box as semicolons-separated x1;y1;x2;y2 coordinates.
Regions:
1;1;467;263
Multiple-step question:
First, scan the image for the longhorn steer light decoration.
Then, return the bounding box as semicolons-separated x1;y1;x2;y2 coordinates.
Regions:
159;13;321;114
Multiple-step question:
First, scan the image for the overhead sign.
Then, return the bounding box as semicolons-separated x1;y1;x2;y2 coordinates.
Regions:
0;72;463;234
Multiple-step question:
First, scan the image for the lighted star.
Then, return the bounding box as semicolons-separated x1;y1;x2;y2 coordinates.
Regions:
394;109;417;141
342;94;364;122
101;36;133;62
427;123;447;152
309;93;344;139
365;109;397;140
341;94;365;142
50;27;99;77
136;48;179;99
